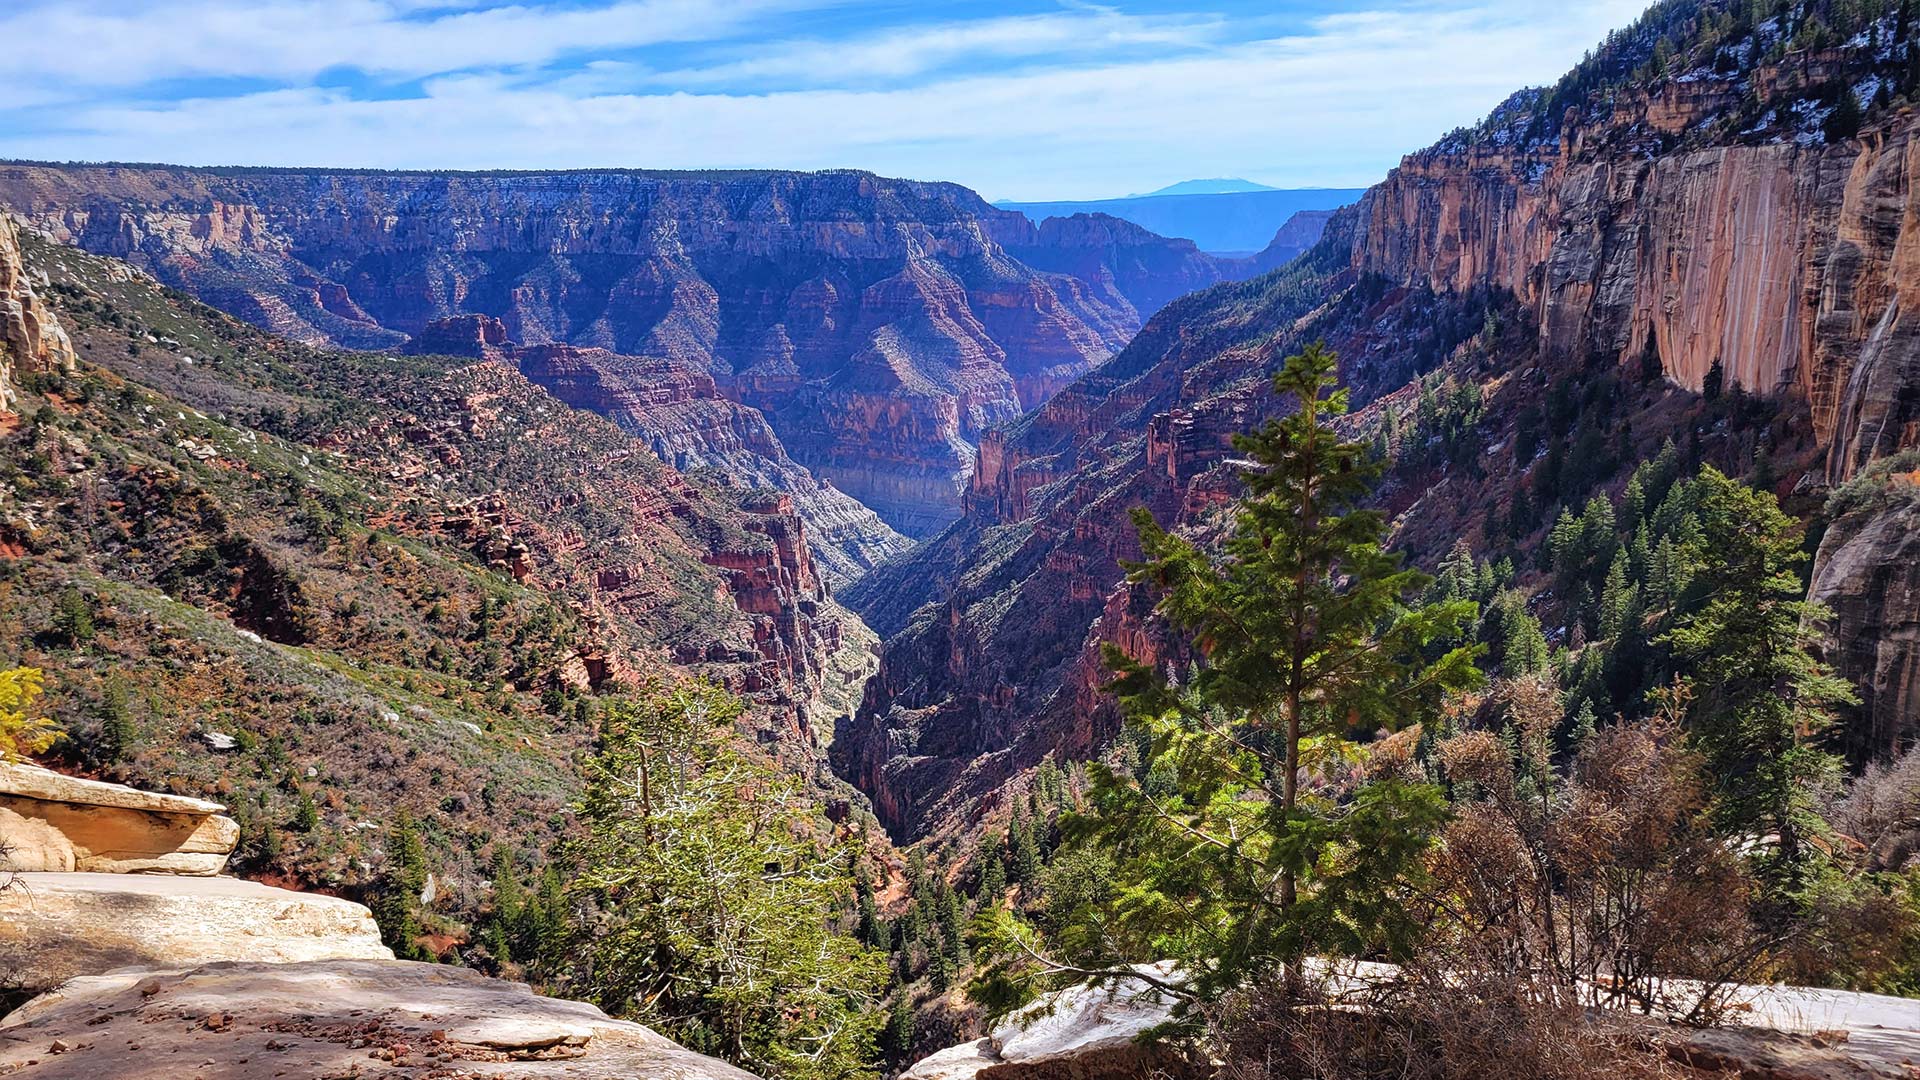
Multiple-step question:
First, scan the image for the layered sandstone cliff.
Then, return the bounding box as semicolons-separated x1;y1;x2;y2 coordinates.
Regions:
1352;79;1920;486
340;359;873;753
404;314;910;587
0;166;1255;537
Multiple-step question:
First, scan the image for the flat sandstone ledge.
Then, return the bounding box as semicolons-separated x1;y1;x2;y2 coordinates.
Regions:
0;763;236;875
0;873;392;991
0;959;761;1079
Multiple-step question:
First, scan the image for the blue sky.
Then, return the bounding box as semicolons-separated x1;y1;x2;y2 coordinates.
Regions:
0;0;1648;200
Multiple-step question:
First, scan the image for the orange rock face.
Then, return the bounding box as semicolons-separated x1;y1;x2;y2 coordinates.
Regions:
1354;91;1920;483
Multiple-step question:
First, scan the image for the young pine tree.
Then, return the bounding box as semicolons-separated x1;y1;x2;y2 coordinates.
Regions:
972;344;1482;1011
571;683;886;1080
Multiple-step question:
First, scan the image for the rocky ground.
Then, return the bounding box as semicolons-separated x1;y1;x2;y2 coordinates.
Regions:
0;961;757;1080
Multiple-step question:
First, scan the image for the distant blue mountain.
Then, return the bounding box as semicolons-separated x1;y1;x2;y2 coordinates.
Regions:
998;186;1367;255
1133;178;1278;197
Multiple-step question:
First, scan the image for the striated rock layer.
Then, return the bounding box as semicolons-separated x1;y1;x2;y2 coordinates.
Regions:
343;360;874;754
0;166;1267;536
404;314;911;587
1351;83;1920;486
0;762;237;876
0;874;393;992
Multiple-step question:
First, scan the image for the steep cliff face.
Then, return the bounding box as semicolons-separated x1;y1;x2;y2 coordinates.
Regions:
837;236;1443;839
403;314;910;587
335;359;872;751
0;166;1256;538
1810;463;1920;764
1352;76;1920;487
0;215;77;410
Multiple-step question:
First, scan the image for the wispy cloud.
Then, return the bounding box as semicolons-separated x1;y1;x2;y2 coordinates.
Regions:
0;0;826;87
649;9;1230;88
0;0;1650;199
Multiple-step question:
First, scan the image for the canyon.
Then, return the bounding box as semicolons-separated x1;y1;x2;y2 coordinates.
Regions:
0;166;1321;540
839;27;1920;842
0;213;874;922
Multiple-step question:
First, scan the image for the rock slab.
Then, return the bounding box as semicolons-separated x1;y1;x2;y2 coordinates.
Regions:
0;762;237;876
0;959;761;1079
0;873;392;991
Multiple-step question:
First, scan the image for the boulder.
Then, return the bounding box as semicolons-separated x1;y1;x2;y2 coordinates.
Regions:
0;762;237;875
903;965;1204;1080
0;959;762;1079
0;873;392;991
902;1038;1001;1080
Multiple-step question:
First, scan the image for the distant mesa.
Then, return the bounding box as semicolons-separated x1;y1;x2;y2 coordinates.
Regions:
999;184;1368;254
1132;178;1279;197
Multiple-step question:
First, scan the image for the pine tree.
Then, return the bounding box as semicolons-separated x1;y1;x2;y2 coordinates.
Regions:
1007;805;1038;885
1599;548;1635;641
978;847;1007;906
1499;591;1550;675
882;994;916;1063
572;683;886;1079
485;847;524;966
1661;469;1855;883
93;675;136;765
1068;342;1481;995
291;788;320;833
50;588;96;649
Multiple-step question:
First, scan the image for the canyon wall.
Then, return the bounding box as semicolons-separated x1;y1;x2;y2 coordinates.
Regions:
0;166;1262;538
404;314;910;587
1353;84;1920;485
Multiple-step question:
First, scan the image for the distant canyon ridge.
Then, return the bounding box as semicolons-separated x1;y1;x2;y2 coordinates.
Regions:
0;165;1332;545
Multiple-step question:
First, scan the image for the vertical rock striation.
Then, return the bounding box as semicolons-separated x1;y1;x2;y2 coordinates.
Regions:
842;25;1920;839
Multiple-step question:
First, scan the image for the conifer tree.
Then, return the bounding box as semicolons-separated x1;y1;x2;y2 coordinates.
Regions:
572;683;886;1079
1662;469;1855;883
1499;591;1550;676
977;343;1482;1007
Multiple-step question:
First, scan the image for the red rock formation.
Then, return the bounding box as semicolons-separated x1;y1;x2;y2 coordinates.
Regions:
403;315;911;586
0;167;1254;537
339;359;872;755
1352;84;1920;485
844;25;1920;839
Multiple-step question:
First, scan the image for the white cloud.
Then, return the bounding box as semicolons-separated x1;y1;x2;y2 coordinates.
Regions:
0;0;1653;199
650;9;1229;88
0;0;828;87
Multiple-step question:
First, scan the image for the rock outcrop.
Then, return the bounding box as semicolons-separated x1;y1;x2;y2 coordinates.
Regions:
0;215;76;412
1351;82;1920;487
0;873;393;991
903;968;1195;1080
1809;464;1920;762
0;762;236;875
0;960;759;1079
345;360;875;752
0;166;1264;536
404;314;911;586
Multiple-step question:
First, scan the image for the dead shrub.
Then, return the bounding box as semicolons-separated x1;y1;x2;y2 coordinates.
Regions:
1215;977;1687;1080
